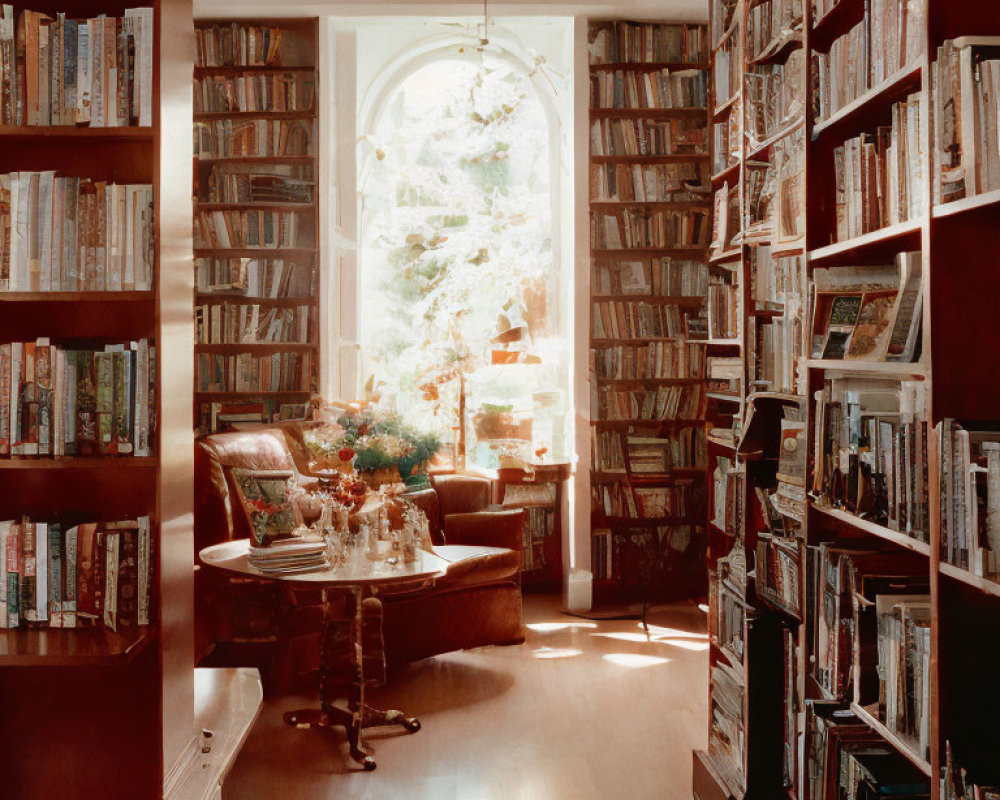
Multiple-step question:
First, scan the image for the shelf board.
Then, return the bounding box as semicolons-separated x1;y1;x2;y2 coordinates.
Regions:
0;456;157;470
591;419;703;428
195;155;316;164
811;0;861;42
707;391;742;403
590;200;712;209
712;92;740;120
195;390;312;398
747;32;803;66
195;201;314;211
850;702;932;776
812;505;931;555
808;217;924;263
194;248;316;258
0;624;155;666
811;62;922;140
590;107;708;118
195;342;317;352
194;64;314;73
193;110;317;120
709;248;742;264
589;61;712;71
593;336;700;345
705;338;741;347
590;294;704;305
0;124;153;140
711;160;740;185
592;247;707;257
746;118;804;160
591;468;704;482
195;293;318;305
0;291;154;302
804;359;928;378
592;377;703;385
590;153;710;164
932;187;1000;219
939;562;1000;599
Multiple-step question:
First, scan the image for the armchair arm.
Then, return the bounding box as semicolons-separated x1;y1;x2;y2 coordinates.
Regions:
443;509;524;552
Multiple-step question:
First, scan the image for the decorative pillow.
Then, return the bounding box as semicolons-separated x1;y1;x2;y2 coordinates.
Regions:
231;468;298;547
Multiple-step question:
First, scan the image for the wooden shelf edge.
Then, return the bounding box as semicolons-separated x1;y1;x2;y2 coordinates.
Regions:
933;187;1000;219
0;624;156;666
808;217;924;262
811;505;931;555
746;118;805;159
804;359;928;377
0;456;158;470
811;62;922;140
849;702;932;776
939;562;1000;599
0;291;154;302
0;124;153;139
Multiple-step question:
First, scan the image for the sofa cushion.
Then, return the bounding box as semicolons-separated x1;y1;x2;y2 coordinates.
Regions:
444;509;524;552
431;474;492;517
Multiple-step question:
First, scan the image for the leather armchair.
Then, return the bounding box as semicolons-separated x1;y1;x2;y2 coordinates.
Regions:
194;423;526;681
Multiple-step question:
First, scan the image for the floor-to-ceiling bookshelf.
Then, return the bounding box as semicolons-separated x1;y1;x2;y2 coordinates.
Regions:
192;17;319;435
0;1;195;796
587;19;712;607
694;2;1000;799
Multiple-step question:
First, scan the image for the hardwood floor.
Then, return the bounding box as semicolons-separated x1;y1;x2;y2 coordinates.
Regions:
223;593;709;800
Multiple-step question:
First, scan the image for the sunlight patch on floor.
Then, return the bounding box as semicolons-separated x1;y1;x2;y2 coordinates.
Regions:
527;621;599;633
531;647;583;659
603;653;671;668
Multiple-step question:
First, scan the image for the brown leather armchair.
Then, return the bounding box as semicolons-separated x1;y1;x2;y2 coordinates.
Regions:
194;424;526;680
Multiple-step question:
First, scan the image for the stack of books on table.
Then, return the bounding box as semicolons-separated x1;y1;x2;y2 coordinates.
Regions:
247;537;329;575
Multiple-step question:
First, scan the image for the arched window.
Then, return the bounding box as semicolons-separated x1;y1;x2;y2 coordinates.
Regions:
358;40;567;469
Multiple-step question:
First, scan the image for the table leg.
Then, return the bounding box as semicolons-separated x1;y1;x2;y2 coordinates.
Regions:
282;585;421;771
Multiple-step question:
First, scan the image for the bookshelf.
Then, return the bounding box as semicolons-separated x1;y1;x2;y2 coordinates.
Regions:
587;19;711;607
192;18;320;435
694;2;1000;800
0;0;195;797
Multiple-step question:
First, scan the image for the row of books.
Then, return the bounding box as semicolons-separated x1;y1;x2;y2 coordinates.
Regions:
807;702;931;800
592;257;707;297
712;111;740;174
195;23;282;67
745;51;805;148
195;257;315;298
809;256;922;363
590;341;706;380
195;303;313;345
812;0;923;122
591;528;614;581
748;313;803;396
0;6;153;127
590;117;708;157
590;162;709;203
518;507;553;574
591;300;686;340
592;481;697;519
591;208;710;249
936;419;1000;581
197;398;307;435
750;248;804;313
0;173;153;293
589;69;707;110
709;181;742;253
708;273;739;340
593;428;707;473
877;593;931;758
709;658;746;796
594;383;705;422
0;516;152;631
195;209;307;250
711;0;740;46
0;339;154;458
193;118;314;159
589;21;705;65
746;0;803;62
944;743;1000;800
711;576;746;661
707;355;743;398
755;531;803;616
812;377;929;542
206;164;314;204
713;33;741;109
196;350;312;393
832;93;924;241
934;38;1000;204
194;73;315;114
711;456;744;534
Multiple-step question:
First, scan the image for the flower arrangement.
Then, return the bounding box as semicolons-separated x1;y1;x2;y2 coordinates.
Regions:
303;405;442;486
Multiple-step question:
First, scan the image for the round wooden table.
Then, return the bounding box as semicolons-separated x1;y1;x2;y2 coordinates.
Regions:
199;539;451;770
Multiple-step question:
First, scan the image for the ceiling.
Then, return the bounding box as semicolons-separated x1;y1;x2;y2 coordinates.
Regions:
193;0;709;23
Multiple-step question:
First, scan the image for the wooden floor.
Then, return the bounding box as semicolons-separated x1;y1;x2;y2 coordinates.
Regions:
223;593;709;800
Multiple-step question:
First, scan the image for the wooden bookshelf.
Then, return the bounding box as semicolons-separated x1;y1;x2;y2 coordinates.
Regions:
0;1;196;797
696;2;1000;799
588;19;710;607
192;17;320;436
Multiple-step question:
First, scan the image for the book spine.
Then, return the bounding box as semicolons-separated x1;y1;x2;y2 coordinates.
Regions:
103;530;118;631
63;525;77;627
47;522;61;626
